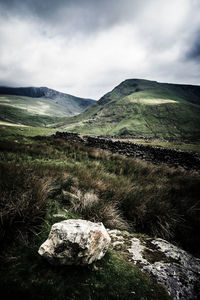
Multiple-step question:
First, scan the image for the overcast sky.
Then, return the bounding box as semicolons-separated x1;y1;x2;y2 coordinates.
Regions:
0;0;200;99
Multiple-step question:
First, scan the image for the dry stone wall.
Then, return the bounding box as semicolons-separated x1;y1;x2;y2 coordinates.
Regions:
54;132;200;172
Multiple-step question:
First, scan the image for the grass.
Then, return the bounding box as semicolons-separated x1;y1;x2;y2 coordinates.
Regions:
0;243;170;300
0;164;51;241
0;102;66;127
0;124;56;139
67;188;129;229
0;124;200;299
0;125;199;254
0;163;169;299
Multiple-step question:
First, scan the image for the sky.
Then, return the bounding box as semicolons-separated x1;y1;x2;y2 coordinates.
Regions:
0;0;200;99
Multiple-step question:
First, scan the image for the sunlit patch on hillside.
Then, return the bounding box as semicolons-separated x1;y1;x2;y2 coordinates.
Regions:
26;102;51;115
6;102;52;116
0;102;52;116
128;97;177;105
0;121;28;127
0;97;11;102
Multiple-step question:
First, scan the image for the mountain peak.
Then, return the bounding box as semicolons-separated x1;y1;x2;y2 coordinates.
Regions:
98;78;154;105
61;79;200;139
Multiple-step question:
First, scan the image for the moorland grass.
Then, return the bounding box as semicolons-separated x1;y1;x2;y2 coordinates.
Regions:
0;144;170;299
0;126;199;299
0;133;199;255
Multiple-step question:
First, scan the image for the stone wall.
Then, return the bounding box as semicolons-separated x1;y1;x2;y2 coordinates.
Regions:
55;131;84;143
54;132;200;172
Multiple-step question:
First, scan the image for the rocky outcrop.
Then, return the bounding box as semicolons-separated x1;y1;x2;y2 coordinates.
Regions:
54;132;200;172
38;219;111;265
38;219;200;298
108;229;200;300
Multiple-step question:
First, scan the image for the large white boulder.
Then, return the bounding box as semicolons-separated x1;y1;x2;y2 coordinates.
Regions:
38;219;111;265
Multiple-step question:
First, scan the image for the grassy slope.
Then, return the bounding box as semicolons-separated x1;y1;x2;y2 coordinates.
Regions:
0;93;94;127
0;124;56;138
57;79;200;140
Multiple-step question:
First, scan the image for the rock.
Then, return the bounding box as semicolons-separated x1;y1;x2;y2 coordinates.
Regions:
38;219;111;265
142;239;200;300
108;230;200;300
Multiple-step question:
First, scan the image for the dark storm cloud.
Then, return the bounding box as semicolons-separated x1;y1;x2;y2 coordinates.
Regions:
0;0;142;36
187;33;200;60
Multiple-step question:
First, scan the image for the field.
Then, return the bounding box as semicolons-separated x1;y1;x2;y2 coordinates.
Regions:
0;124;200;299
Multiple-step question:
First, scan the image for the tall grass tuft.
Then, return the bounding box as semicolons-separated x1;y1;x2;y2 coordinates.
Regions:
0;162;51;242
64;187;129;230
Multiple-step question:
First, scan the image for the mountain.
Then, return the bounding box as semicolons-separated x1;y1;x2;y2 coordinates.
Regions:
0;86;95;127
57;79;200;140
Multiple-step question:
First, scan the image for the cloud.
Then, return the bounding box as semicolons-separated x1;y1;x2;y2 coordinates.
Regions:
0;0;200;99
186;32;200;60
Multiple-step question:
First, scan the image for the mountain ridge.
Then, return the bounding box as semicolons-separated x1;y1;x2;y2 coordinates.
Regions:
0;86;95;103
0;86;95;127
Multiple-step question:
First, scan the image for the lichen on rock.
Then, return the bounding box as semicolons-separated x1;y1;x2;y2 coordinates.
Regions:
108;229;200;300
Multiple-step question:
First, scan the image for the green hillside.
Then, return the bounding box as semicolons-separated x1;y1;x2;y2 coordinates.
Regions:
0;87;95;127
57;79;200;140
